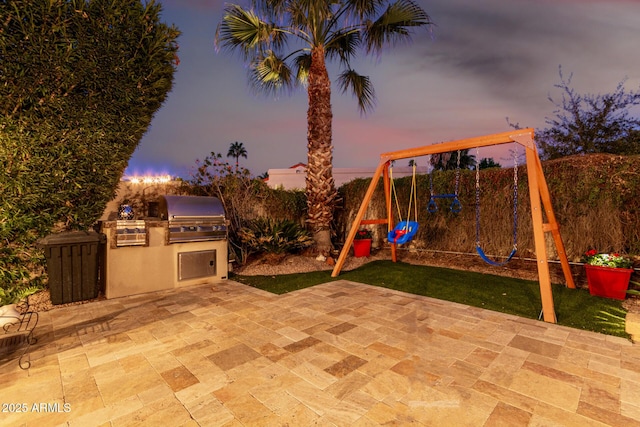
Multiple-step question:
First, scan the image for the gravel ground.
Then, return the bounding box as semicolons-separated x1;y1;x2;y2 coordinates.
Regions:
234;251;388;276
25;289;100;313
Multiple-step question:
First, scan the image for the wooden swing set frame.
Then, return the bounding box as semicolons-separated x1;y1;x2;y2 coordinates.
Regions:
331;128;576;323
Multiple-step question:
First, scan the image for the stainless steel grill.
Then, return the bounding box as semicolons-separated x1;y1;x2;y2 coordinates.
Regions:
158;195;227;243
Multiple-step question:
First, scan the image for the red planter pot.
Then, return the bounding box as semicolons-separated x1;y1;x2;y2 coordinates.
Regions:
585;265;633;300
353;239;372;257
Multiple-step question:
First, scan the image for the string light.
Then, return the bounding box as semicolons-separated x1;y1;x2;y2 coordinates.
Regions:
123;175;172;184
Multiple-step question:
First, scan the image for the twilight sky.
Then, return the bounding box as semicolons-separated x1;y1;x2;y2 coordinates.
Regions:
125;0;640;179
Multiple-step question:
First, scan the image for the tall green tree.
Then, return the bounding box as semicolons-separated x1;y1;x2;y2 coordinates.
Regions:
227;141;248;169
537;67;640;160
215;0;431;251
0;0;179;288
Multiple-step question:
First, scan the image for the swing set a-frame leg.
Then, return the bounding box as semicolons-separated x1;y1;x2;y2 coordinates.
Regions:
332;160;389;277
526;146;557;323
519;138;575;323
531;150;576;290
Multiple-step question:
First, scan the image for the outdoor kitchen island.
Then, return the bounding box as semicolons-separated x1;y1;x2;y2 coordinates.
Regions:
100;195;229;299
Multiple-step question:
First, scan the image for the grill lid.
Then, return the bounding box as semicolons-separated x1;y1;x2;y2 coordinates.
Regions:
158;195;225;220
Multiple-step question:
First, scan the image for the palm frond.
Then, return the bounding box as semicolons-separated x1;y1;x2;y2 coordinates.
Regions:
299;0;334;22
249;51;295;95
215;4;282;59
258;0;289;17
364;0;431;53
326;29;361;65
337;69;375;114
294;53;312;84
344;0;386;20
288;1;322;33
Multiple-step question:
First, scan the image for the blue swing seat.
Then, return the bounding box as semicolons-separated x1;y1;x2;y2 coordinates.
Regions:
388;221;419;245
476;245;517;267
427;194;462;214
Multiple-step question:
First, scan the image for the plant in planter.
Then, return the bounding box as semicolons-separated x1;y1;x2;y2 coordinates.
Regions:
0;285;40;327
582;250;634;300
353;228;373;257
354;229;373;240
0;285;40;307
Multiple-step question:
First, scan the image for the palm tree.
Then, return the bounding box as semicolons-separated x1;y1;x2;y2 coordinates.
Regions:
227;141;248;169
478;157;502;169
216;0;431;252
429;150;476;171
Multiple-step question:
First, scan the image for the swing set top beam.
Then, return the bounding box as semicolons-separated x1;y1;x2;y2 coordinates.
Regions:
379;128;535;164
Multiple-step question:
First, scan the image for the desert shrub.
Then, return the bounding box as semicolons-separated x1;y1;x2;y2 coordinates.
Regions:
239;218;313;255
183;153;262;264
183;152;309;264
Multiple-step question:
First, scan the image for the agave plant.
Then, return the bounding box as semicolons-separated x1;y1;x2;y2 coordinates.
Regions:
239;218;313;255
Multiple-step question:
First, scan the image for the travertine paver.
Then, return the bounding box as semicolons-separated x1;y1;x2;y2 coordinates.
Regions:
1;279;640;426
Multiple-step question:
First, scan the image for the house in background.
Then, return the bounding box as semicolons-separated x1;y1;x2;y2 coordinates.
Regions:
266;163;428;190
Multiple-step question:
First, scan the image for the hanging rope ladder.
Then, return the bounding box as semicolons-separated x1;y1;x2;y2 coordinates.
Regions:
475;148;519;266
387;164;419;245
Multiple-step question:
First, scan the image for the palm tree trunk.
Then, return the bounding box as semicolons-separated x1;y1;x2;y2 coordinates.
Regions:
306;46;337;253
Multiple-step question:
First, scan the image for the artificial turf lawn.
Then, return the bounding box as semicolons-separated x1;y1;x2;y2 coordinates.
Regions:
232;259;629;338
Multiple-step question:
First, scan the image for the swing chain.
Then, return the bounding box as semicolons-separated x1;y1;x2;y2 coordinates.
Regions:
512;150;519;251
429;166;435;196
428;155;438;213
390;166;403;224
454;150;461;196
409;163;418;223
475;147;519;250
475;147;481;246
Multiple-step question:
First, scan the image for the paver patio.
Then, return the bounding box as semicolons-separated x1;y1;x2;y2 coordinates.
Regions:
2;279;640;426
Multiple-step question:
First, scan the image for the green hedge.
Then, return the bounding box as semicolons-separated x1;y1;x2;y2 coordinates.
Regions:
337;154;640;260
0;0;179;290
